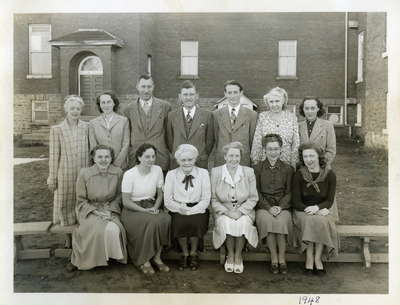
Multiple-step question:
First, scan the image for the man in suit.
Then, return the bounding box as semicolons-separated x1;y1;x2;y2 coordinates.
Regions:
123;74;171;172
213;80;258;167
167;80;214;169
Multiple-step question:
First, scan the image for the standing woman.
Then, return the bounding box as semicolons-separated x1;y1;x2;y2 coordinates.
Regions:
70;145;127;270
254;134;293;274
47;95;90;226
251;87;299;168
211;142;259;274
292;144;338;275
164;144;211;271
298;97;336;166
89;92;130;169
121;143;171;275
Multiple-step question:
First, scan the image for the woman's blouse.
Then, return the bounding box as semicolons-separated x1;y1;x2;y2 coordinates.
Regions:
75;165;123;219
121;165;163;201
292;170;336;211
251;110;300;167
164;167;211;215
254;159;293;211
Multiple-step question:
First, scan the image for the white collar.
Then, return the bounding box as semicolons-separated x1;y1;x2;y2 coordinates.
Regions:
183;106;196;118
140;97;153;107
228;104;240;116
177;166;199;178
221;164;244;187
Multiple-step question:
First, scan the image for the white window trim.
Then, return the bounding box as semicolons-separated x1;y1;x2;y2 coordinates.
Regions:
278;40;297;78
78;55;103;97
354;103;362;127
31;100;49;124
327;105;344;125
28;24;52;77
147;55;152;76
180;40;199;77
356;31;364;83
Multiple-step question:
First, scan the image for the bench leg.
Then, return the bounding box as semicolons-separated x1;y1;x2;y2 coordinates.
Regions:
219;245;226;265
362;237;371;268
14;236;24;262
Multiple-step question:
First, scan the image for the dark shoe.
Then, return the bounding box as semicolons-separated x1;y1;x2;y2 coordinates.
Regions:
178;255;188;271
279;263;288;274
303;268;314;275
270;263;279;274
313;268;327;276
189;255;199;271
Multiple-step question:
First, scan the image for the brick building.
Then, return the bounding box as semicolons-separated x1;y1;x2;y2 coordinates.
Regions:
13;12;387;148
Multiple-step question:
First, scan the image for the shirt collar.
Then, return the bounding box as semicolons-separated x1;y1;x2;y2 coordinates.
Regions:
228;104;240;116
177;166;199;178
264;158;281;170
140;97;153;107
221;164;244;187
183;106;196;117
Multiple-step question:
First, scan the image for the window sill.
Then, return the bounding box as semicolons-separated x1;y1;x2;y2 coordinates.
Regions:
26;74;52;79
178;75;199;80
354;123;362;127
276;76;298;80
355;79;363;84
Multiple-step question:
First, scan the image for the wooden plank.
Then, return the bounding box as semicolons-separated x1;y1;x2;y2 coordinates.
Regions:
18;249;51;260
337;225;388;237
54;248;72;258
363;237;372;268
14;221;52;235
49;224;77;234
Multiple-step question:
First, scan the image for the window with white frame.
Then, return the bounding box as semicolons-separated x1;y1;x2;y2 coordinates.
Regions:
32;100;49;123
181;41;198;76
147;55;152;76
278;40;297;77
355;103;362;127
327;106;343;125
29;24;52;76
356;32;364;82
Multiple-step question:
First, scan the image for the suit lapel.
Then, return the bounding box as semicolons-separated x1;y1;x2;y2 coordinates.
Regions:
309;118;323;142
148;98;163;131
177;108;187;138
108;114;121;130
299;121;310;142
219;107;232;133
231;107;246;132
132;99;144;130
188;108;202;139
60;119;74;157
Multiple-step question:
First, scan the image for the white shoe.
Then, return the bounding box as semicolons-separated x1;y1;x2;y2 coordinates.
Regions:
224;261;234;273
234;261;244;274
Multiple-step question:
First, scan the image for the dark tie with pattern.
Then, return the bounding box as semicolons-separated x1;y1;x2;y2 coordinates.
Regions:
231;108;237;125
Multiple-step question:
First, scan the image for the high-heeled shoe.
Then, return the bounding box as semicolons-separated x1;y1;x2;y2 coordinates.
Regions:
224;260;234;273
234;261;244;274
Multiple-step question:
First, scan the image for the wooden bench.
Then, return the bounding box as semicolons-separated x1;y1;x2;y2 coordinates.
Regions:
218;225;388;268
14;222;388;268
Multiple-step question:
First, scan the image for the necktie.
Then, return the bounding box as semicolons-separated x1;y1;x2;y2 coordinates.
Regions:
142;100;150;115
182;174;194;191
186;112;192;124
231;108;237;125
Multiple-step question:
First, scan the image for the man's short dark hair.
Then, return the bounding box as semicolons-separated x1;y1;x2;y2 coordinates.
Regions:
180;80;196;92
224;80;243;92
137;74;153;85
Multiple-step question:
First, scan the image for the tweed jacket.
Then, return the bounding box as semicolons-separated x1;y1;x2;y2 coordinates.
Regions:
298;118;336;165
48;119;90;225
89;113;130;169
213;106;257;167
123;97;172;171
210;165;259;221
167;107;214;169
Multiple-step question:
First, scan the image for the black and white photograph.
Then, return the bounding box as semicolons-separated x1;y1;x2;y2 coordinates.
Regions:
1;0;399;304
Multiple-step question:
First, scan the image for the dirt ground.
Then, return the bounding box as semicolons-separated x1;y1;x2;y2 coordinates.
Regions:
13;139;388;293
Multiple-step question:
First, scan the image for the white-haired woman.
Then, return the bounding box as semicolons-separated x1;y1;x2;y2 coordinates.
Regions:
164;144;211;271
211;142;259;274
251;87;299;168
47;95;90;226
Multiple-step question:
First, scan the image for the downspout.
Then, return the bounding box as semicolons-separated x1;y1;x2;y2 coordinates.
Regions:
345;12;349;136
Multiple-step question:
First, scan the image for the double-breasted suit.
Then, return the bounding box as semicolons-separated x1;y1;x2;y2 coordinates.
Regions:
123;98;171;171
167;107;214;169
298;118;336;165
89;113;130;169
213;106;257;167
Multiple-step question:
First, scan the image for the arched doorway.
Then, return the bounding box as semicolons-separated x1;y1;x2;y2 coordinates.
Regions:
78;55;104;115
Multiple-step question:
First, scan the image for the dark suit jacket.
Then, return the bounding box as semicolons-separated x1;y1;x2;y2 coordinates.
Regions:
213;106;257;167
298;118;336;165
167;107;214;169
123;97;171;171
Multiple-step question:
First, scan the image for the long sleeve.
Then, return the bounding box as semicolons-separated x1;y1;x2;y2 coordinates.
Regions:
212;112;220;152
250;115;263;164
186;171;211;215
325;121;337;164
166;113;174;152
163;171;185;213
317;171;336;209
254;165;273;211
47;126;60;185
114;118;130;168
205;112;215;155
107;172;123;215
75;170;96;219
237;168;259;215
88;122;98;152
211;168;229;214
291;171;307;211
278;166;293;209
290;114;300;168
248;111;258;150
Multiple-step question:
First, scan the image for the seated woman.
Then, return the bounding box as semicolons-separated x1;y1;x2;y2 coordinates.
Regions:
211;142;259;274
70;144;127;270
254;134;293;274
121;143;171;275
292;143;338;275
164;144;211;271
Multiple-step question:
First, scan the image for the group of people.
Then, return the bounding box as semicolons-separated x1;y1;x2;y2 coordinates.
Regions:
47;75;338;276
